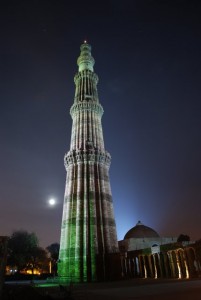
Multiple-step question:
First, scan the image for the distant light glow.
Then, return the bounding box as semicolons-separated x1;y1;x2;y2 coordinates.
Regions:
48;198;56;206
84;40;87;43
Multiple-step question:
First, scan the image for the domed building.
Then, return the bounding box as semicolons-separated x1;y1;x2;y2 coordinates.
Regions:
124;221;160;239
119;221;177;254
118;221;201;279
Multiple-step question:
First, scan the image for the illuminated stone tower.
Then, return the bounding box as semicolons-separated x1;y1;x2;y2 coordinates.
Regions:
58;42;119;282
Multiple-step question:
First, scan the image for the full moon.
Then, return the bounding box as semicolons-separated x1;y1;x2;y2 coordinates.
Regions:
48;198;56;206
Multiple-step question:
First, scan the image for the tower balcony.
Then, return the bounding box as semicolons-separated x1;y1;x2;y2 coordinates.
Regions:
70;101;104;118
64;149;111;169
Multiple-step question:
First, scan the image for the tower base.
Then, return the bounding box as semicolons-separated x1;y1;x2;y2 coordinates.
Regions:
57;252;122;283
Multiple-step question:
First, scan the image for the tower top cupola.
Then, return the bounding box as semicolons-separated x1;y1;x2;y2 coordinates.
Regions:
77;41;95;72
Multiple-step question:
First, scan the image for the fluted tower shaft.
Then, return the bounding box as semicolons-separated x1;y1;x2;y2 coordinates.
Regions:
58;42;119;282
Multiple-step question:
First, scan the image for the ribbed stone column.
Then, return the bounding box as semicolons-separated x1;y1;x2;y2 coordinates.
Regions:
58;42;119;282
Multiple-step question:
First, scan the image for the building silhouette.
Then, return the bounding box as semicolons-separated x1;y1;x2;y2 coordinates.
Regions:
58;42;119;282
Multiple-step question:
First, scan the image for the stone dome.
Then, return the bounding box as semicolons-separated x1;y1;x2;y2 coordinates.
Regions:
124;221;160;239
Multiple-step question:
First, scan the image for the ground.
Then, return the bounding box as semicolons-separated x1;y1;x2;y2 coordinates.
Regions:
2;278;201;300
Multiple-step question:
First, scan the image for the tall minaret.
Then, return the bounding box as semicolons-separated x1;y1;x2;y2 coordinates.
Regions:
58;42;119;282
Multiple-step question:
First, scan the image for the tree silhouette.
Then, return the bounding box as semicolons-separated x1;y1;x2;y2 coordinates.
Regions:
8;230;48;273
177;234;190;243
46;243;60;275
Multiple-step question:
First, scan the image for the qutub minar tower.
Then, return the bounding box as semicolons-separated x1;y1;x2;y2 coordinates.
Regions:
58;41;119;282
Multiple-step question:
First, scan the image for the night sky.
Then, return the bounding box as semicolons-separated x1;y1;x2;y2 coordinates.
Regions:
1;0;201;248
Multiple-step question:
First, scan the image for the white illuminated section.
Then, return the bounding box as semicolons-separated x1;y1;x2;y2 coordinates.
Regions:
48;198;56;206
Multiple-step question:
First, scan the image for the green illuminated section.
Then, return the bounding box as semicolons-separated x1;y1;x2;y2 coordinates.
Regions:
58;187;97;282
89;194;96;281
